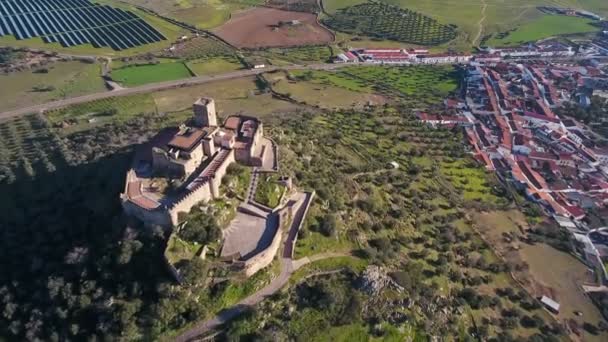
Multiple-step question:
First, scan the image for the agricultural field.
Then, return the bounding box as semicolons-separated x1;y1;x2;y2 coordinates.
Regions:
0;60;106;112
45;94;157;133
265;0;319;13
251;45;334;65
322;1;457;45
279;65;459;108
159;36;235;60
120;0;264;29
324;0;608;48
214;7;334;48
110;62;193;86
0;114;68;184
186;56;244;76
267;70;386;109
487;15;599;47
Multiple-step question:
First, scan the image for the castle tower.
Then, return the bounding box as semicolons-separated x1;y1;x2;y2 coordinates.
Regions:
193;97;217;127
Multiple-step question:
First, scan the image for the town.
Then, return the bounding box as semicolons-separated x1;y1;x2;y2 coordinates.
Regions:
411;53;608;293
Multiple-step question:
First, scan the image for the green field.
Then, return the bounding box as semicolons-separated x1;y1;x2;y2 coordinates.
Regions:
111;62;193;86
285;65;458;107
120;0;264;29
322;1;456;45
324;0;608;49
186;57;244;76
251;46;334;66
487;14;599;46
0;61;106;112
45;94;157;131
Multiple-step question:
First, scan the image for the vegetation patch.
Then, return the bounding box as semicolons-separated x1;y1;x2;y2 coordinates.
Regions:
254;173;286;208
45;94;157;132
111;62;193;86
488;14;599;46
322;1;457;45
160;36;235;60
186;56;244;76
252;45;334;65
0;114;68;183
0;60;105;112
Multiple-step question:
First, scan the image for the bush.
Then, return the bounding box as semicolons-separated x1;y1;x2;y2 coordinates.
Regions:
178;210;221;245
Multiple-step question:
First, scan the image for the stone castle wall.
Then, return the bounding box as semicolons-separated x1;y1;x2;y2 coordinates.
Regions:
242;206;290;277
168;149;235;225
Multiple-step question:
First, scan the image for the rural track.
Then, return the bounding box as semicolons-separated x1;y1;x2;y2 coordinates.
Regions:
172;252;351;342
473;0;488;46
0;63;347;122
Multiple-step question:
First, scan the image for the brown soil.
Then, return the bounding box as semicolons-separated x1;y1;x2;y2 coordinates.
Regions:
213;7;334;49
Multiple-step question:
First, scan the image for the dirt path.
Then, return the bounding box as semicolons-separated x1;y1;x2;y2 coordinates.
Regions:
173;252;352;342
473;0;487;46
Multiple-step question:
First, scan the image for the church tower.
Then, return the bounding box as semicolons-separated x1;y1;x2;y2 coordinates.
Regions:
193;97;217;127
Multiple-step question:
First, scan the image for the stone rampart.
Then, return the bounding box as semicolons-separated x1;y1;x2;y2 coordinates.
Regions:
242;207;289;277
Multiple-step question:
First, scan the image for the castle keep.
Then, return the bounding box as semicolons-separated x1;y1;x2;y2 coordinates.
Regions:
121;97;268;227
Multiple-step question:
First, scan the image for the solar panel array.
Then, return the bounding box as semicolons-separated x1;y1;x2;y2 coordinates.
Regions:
0;0;165;50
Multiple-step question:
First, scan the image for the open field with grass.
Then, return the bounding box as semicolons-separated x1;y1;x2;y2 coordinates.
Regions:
111;62;193;86
472;210;608;341
44;76;300;136
275;65;458;108
0;61;106;112
186;56;244;76
267;71;386;109
520;244;608;341
250;46;334;66
487;15;599;46
45;93;157;132
120;0;264;29
323;0;608;49
0;1;185;57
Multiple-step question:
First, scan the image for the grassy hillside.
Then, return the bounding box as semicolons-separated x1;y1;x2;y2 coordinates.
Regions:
324;0;606;48
487;15;598;46
0;61;106;112
119;0;265;29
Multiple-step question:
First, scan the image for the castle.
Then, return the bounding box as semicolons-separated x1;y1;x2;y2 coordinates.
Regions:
121;97;269;227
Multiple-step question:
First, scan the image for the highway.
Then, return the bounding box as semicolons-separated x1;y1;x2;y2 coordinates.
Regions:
0;63;346;122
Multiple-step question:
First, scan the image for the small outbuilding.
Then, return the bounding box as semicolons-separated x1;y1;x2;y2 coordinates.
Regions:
540;295;560;314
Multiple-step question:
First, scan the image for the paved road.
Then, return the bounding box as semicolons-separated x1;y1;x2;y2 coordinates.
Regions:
0;63;346;121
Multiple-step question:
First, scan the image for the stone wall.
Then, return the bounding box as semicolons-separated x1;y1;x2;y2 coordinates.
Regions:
168;149;235;225
168;179;212;225
121;199;172;227
242;207;290;277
